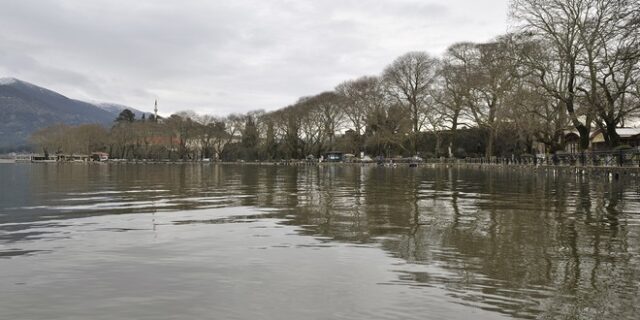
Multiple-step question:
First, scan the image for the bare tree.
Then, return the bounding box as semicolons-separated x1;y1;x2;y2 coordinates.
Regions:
314;92;344;151
110;121;138;159
269;106;303;159
512;0;595;150
382;52;439;154
297;100;324;156
212;114;244;159
31;124;109;158
30;124;70;158
364;103;411;156
74;124;109;155
459;39;519;158
259;112;279;160
295;92;344;154
507;34;573;152
435;43;477;156
165;111;202;160
336;76;384;142
192;114;224;159
574;0;640;146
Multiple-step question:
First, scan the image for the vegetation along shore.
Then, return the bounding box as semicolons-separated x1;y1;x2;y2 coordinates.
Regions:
15;1;640;167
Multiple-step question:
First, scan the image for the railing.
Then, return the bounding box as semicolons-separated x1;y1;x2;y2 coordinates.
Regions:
459;150;640;167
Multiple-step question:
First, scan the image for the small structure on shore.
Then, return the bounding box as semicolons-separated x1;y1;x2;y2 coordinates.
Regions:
324;151;344;162
563;128;640;154
56;154;91;162
91;152;109;162
590;128;640;150
564;132;581;154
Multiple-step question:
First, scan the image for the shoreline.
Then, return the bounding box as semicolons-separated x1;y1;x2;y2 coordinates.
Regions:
7;160;640;179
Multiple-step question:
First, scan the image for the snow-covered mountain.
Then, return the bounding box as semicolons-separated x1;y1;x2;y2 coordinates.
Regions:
0;77;148;151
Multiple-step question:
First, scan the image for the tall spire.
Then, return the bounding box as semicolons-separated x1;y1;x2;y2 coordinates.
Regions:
154;99;158;122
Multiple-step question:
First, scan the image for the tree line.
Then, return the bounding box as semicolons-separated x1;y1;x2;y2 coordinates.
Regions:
31;0;640;161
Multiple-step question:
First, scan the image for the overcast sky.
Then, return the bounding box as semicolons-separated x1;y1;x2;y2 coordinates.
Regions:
0;0;509;116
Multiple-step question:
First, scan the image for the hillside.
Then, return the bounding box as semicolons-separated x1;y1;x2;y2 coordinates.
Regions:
0;78;144;151
92;102;147;119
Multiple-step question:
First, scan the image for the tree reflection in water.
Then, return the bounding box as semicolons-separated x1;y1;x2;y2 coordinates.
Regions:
253;165;640;319
2;164;639;319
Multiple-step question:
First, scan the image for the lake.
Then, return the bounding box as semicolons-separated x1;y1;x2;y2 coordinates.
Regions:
1;163;639;319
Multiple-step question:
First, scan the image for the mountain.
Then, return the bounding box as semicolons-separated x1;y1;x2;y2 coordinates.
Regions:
0;77;145;151
92;102;147;119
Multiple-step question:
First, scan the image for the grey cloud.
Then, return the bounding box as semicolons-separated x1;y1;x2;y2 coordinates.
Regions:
0;0;508;116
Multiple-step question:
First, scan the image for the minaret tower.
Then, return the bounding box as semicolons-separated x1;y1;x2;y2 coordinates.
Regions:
154;99;158;122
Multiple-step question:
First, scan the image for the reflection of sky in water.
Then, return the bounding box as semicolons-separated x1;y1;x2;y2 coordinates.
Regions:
1;163;639;319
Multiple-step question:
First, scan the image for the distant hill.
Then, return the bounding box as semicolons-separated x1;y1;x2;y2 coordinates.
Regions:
0;78;147;151
91;102;147;119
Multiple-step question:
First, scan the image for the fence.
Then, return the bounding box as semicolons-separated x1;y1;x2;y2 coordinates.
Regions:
459;150;640;167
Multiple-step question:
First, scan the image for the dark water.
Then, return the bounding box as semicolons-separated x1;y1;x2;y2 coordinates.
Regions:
1;163;640;319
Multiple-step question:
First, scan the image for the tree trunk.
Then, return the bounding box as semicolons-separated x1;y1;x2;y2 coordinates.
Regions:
605;122;621;147
435;133;441;157
565;62;591;151
576;125;590;151
485;128;495;159
412;104;419;155
449;114;459;157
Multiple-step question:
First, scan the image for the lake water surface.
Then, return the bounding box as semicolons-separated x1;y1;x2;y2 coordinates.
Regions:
1;163;639;319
